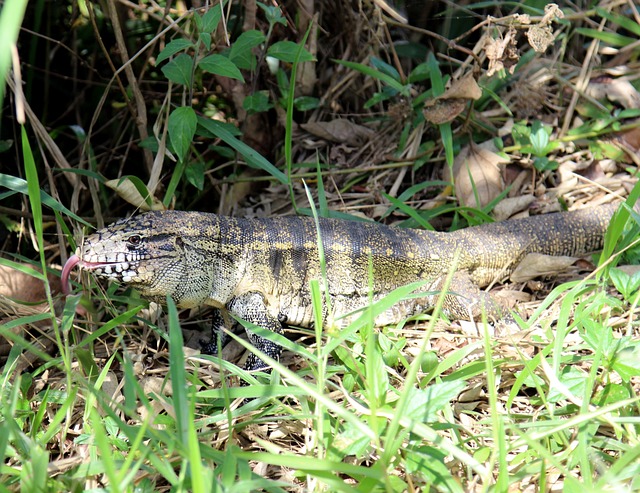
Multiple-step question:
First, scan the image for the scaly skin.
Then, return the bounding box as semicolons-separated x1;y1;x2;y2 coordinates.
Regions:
63;204;617;372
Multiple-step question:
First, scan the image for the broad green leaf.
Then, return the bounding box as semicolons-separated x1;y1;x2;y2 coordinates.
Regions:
404;381;466;422
257;2;287;27
198;54;244;82
547;366;587;403
613;343;640;382
168;106;197;163
197;116;288;184
267;40;314;63
243;91;273;114
185;161;206;190
156;39;194;65
161;53;194;87
530;122;550;156
199;32;211;50
294;96;320;111
229;30;265;70
201;4;223;34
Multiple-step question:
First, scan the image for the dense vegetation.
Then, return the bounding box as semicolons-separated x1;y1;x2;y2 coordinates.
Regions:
1;0;639;491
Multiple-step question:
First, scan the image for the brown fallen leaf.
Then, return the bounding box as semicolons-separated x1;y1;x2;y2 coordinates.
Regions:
585;76;640;110
524;4;564;53
442;72;483;101
510;253;578;283
300;119;375;146
423;72;482;124
0;264;64;304
423;98;467;125
484;26;519;76
448;141;509;208
493;195;536;221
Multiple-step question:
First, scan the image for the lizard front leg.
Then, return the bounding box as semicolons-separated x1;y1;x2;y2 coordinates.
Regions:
200;309;232;356
227;291;285;373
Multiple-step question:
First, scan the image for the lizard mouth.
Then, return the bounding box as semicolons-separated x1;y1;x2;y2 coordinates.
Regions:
61;254;129;295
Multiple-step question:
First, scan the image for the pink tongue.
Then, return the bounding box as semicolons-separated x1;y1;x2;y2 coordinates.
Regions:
61;255;80;295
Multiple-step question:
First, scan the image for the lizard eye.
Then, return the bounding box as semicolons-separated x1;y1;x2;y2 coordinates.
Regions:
128;235;142;246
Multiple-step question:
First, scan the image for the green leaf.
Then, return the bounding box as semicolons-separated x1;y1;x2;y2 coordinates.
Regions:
229;30;265;70
267;40;314;63
530;121;550;156
0;139;13;152
201;4;223;34
334;59;406;93
613;343;640;382
161;53;194;87
594;383;631;406
547;366;586;403
257;2;287;27
0;173;92;228
294;96;320;111
243;91;273;115
595;7;640;37
404;381;466;422
168;106;197;162
199;32;211;50
198;54;244;81
166;295;190;446
156;39;194;65
574;28;636;47
197;116;288;184
408;62;431;83
370;56;400;80
185;161;206;190
533;156;558;172
609;267;640;299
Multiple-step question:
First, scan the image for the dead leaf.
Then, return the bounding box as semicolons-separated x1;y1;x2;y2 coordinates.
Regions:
585;76;640;109
441;72;483;101
300;119;375;145
484;26;519;76
510;253;578;283
423;72;482;124
423;98;467;124
448;141;509;208
105;177;165;211
295;8;317;96
0;264;62;303
493;195;535;221
524;4;563;53
525;25;555;53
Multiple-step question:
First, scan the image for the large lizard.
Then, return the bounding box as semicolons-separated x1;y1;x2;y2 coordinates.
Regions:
62;204;618;373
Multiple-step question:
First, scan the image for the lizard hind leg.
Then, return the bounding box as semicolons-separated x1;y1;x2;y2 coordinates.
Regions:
440;272;504;321
227;291;285;373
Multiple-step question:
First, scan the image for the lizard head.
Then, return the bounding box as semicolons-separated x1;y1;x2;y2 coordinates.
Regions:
62;212;190;304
